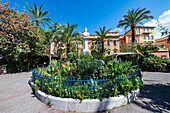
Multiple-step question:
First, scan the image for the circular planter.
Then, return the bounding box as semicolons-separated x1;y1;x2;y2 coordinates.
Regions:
28;79;140;112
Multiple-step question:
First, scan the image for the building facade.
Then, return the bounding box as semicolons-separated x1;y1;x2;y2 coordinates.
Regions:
122;26;155;44
152;36;170;58
50;26;158;57
88;32;120;55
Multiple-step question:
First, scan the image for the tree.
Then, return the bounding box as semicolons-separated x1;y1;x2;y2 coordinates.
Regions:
157;20;170;43
25;2;52;26
94;26;111;55
55;22;83;55
0;2;46;71
117;8;153;43
42;22;63;64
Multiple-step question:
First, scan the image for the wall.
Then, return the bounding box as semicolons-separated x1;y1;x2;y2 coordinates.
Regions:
152;51;169;58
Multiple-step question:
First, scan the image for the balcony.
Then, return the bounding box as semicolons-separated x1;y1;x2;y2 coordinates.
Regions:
142;31;151;34
159;48;169;51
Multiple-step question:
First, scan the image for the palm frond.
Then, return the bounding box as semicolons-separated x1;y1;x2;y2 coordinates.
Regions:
40;11;50;17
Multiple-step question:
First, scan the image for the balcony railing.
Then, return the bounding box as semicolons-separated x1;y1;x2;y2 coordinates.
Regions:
159;48;169;51
142;31;151;34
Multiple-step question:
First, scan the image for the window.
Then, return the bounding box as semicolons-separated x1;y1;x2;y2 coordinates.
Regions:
151;36;153;39
143;28;145;32
135;40;137;43
114;40;116;46
148;36;150;39
161;55;167;59
137;28;140;33
107;40;110;46
98;42;100;47
147;28;149;31
119;42;121;48
143;35;146;39
114;50;117;53
150;28;153;33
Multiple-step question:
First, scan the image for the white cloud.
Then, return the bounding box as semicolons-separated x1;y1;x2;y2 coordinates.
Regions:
113;28;123;33
143;9;170;39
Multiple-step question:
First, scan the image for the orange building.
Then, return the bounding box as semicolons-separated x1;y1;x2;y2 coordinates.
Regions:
122;26;155;44
155;36;170;51
152;36;170;58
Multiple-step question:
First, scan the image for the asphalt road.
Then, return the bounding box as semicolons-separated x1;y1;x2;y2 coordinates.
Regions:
0;72;170;113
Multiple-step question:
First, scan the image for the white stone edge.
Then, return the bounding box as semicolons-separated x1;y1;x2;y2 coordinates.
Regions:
28;79;140;112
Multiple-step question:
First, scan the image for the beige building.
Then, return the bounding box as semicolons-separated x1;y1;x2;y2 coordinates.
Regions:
88;32;121;55
50;26;156;56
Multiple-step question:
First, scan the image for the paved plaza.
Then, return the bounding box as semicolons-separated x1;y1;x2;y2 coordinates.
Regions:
0;72;170;113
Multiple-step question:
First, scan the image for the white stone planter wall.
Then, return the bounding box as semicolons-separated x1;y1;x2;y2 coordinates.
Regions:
29;79;140;112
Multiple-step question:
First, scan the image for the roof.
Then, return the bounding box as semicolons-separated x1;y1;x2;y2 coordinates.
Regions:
156;36;169;42
124;26;155;35
136;26;155;28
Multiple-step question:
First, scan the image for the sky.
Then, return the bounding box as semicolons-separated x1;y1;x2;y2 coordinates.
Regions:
2;0;170;39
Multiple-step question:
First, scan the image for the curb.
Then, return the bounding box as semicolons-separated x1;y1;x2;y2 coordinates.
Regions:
28;79;140;112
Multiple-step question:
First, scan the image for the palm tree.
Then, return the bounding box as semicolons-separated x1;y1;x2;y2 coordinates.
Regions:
55;22;83;54
117;8;153;43
25;2;52;26
95;26;111;55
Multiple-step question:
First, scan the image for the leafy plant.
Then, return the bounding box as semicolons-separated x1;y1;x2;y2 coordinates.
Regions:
76;58;106;78
120;78;133;96
139;54;163;71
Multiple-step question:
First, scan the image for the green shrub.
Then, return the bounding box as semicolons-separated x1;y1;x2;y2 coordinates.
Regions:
35;58;142;101
4;52;48;73
76;58;106;78
139;54;162;71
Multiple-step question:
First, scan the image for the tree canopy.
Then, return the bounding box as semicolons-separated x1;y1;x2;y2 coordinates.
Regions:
25;2;52;26
118;8;153;43
0;2;46;60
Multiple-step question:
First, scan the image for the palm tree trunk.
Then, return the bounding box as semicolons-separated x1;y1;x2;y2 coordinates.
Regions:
35;19;40;26
131;26;135;43
102;41;104;55
49;43;52;64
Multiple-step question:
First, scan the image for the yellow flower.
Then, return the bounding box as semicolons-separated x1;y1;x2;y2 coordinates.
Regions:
65;62;69;66
62;64;66;68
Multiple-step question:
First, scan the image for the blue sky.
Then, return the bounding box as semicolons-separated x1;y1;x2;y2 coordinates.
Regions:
3;0;170;37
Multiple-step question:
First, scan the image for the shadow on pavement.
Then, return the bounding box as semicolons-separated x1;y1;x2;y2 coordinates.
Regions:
135;84;170;113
